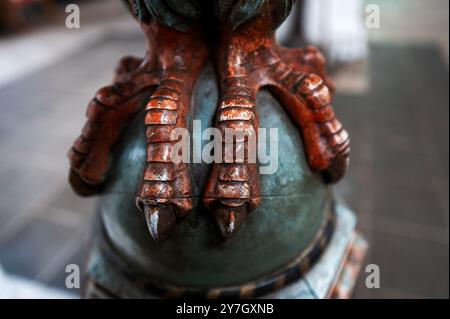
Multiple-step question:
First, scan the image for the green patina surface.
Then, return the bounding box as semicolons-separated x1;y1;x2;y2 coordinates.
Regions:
123;0;294;31
98;64;331;288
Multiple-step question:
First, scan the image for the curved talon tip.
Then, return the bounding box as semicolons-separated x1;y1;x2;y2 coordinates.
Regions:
68;169;101;197
214;205;248;239
143;205;176;242
321;155;350;184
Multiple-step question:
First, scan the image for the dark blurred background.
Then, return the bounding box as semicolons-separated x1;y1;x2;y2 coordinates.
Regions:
0;0;448;298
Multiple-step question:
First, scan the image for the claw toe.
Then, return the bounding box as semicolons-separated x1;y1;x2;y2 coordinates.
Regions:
214;205;248;239
143;205;177;242
68;169;102;197
321;155;350;184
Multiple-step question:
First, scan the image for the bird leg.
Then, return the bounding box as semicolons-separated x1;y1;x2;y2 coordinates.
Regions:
204;4;349;239
134;20;209;241
69;19;208;242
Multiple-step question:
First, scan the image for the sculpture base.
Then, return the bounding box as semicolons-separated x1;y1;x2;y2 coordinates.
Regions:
263;202;367;299
82;201;366;299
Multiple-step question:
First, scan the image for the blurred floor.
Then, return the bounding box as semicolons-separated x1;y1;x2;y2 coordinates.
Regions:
0;0;448;298
336;44;449;298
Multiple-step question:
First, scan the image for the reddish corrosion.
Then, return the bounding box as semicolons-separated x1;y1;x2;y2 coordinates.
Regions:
68;1;349;240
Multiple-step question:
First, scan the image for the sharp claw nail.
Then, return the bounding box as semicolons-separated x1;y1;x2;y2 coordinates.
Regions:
321;155;349;184
214;205;248;239
68;169;101;197
143;205;176;241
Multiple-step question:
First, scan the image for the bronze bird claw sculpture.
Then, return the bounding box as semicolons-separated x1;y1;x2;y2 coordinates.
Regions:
68;0;349;241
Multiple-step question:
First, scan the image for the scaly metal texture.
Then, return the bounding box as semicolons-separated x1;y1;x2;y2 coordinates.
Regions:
69;0;349;241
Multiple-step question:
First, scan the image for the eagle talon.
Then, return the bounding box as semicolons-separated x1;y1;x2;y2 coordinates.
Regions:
69;1;350;242
143;205;177;242
68;169;103;197
214;205;248;239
